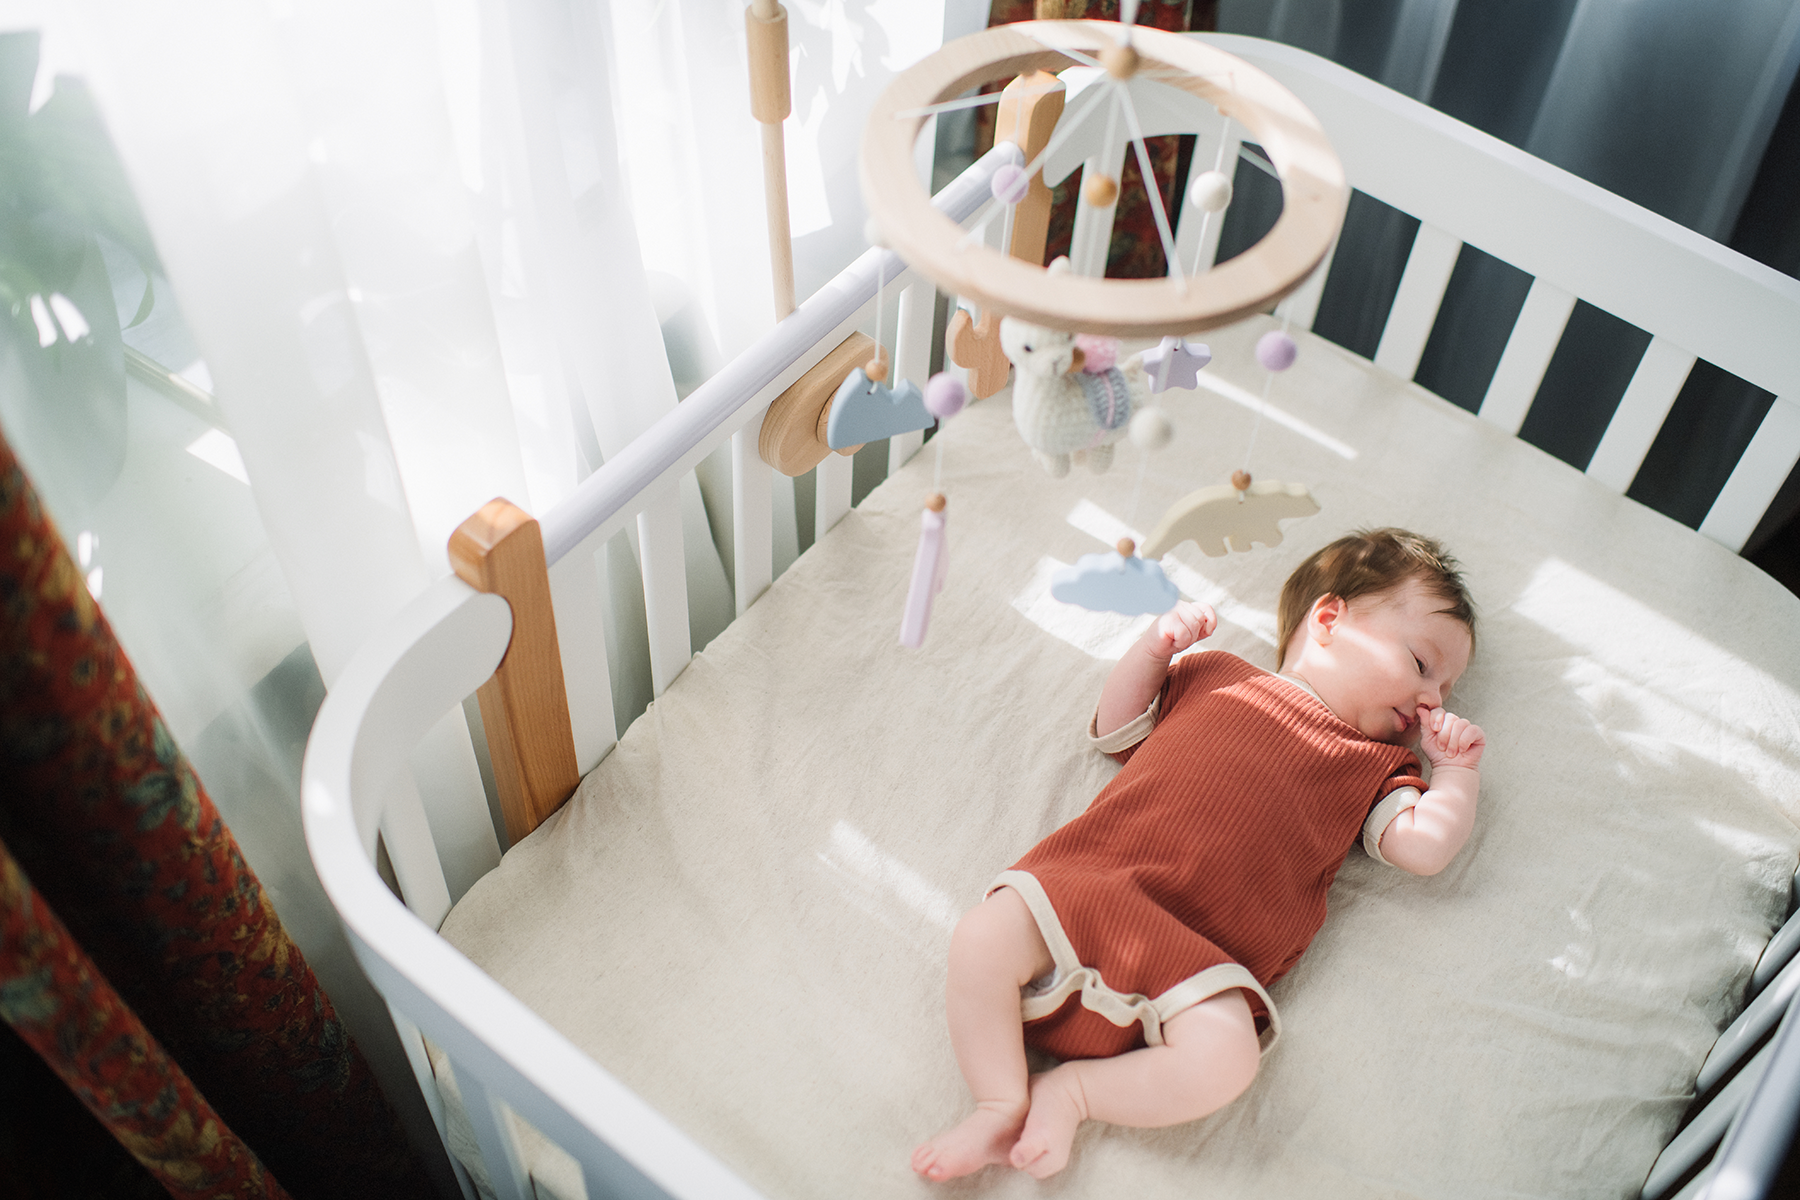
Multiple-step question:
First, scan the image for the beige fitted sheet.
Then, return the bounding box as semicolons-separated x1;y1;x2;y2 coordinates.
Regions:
432;316;1800;1200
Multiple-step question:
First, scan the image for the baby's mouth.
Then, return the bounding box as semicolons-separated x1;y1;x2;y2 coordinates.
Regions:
1394;708;1413;732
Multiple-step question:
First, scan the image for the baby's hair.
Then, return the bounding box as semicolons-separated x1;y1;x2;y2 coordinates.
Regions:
1277;528;1476;669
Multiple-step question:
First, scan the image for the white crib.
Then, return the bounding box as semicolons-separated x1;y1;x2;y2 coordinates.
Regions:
302;32;1800;1200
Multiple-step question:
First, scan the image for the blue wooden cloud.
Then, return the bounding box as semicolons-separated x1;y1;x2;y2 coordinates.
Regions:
1050;551;1181;616
827;369;932;449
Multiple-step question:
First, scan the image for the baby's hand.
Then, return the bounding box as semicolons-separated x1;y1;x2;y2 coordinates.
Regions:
1417;705;1484;770
1148;600;1217;660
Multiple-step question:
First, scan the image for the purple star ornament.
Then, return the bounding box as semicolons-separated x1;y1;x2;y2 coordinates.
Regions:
1142;336;1212;394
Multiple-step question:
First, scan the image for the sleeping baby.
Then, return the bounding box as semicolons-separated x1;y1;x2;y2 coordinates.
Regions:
913;527;1487;1181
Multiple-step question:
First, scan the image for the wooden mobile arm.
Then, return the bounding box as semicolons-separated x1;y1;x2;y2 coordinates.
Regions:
449;499;580;845
747;0;796;319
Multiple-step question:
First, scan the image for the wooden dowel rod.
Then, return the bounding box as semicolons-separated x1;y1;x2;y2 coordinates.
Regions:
746;1;796;319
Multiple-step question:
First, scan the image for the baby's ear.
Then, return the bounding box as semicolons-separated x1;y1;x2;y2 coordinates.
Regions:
1308;594;1345;641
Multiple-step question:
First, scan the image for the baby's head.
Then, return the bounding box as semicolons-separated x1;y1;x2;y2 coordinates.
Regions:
1277;529;1477;743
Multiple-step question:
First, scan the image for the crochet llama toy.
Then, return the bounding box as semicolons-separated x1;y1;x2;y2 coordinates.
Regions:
1000;316;1151;478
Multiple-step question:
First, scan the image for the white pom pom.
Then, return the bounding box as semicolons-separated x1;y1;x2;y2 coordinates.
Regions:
1188;169;1233;214
863;216;887;248
1130;407;1175;452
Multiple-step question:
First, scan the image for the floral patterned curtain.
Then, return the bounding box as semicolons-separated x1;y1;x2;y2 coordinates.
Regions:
0;429;428;1198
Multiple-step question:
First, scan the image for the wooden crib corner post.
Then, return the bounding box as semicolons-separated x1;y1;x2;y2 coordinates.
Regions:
449;499;580;846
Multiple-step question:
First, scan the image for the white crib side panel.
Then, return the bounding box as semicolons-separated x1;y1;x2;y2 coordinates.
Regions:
1373;222;1461;381
1700;395;1800;552
1477;279;1577;434
732;427;774;616
1586;339;1698;493
637;488;691;698
548;546;618;775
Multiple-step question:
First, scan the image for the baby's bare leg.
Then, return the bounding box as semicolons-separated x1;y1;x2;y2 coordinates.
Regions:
1010;988;1261;1180
912;887;1054;1182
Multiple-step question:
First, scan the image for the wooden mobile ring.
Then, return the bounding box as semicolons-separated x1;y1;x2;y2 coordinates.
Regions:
860;21;1348;337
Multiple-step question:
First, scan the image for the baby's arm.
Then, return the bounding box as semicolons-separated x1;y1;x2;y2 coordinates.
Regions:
1094;600;1217;738
1375;707;1485;876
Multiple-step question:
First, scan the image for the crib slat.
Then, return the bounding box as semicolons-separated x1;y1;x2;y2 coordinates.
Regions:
637;489;691;698
455;1063;534;1200
1477;279;1577;434
816;450;854;538
1373;223;1461;381
1752;889;1800;995
890;279;936;474
1699;394;1800;553
387;1005;478;1200
380;774;453;929
1172;119;1241;278
1697;945;1800;1095
1641;1037;1776;1200
1274;230;1339;333
1068;121;1129;276
732;427;774;616
547;548;618;775
1586;338;1698;492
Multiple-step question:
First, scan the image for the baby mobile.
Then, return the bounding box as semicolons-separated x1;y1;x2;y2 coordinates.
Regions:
855;6;1346;643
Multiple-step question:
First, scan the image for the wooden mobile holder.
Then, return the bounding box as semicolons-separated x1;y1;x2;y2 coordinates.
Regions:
449;499;580;844
862;21;1349;337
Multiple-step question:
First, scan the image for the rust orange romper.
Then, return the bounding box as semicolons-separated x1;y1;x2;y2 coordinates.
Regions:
991;651;1424;1061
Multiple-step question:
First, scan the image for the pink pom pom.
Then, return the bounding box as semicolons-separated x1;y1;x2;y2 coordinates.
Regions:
990;164;1029;207
924;372;967;419
1256;330;1297;372
1074;333;1119;374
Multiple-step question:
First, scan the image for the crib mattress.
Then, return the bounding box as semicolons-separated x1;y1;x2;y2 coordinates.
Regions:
433;317;1800;1200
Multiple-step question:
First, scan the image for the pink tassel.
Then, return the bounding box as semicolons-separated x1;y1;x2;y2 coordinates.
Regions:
899;498;948;648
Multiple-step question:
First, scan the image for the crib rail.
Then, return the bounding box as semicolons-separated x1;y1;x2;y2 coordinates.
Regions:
302;35;1800;1200
1206;34;1800;553
1641;872;1800;1200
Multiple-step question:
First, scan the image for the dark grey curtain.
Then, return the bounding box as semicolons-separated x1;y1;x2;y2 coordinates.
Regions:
1212;0;1800;546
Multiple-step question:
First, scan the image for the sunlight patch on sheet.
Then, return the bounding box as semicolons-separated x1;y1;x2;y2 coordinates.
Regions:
816;821;960;944
1513;557;1800;796
1194;373;1359;460
1063;500;1279;647
1012;556;1152;660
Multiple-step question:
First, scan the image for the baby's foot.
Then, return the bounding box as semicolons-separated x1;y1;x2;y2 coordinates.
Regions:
912;1100;1028;1181
1009;1067;1087;1180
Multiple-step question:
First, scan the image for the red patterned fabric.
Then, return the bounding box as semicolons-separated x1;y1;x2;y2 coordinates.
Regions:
0;838;291;1200
0;428;428;1199
985;0;1207;276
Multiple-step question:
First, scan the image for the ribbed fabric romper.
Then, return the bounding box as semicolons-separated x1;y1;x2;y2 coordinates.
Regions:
1003;651;1424;1061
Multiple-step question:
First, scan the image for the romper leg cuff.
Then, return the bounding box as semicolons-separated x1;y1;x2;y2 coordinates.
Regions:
988;870;1281;1054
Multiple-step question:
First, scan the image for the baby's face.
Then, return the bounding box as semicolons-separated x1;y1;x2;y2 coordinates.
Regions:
1298;578;1472;744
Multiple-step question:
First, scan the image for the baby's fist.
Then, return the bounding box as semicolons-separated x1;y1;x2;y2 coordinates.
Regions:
1417;706;1484;770
1150;600;1217;659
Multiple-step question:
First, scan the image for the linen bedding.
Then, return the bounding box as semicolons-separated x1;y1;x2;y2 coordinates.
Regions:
429;316;1800;1200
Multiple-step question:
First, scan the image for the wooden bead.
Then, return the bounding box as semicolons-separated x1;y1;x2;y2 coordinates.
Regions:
1084;172;1119;207
926;492;947;513
1101;43;1139;80
1231;470;1252;492
865;354;889;383
1116;537;1136;558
